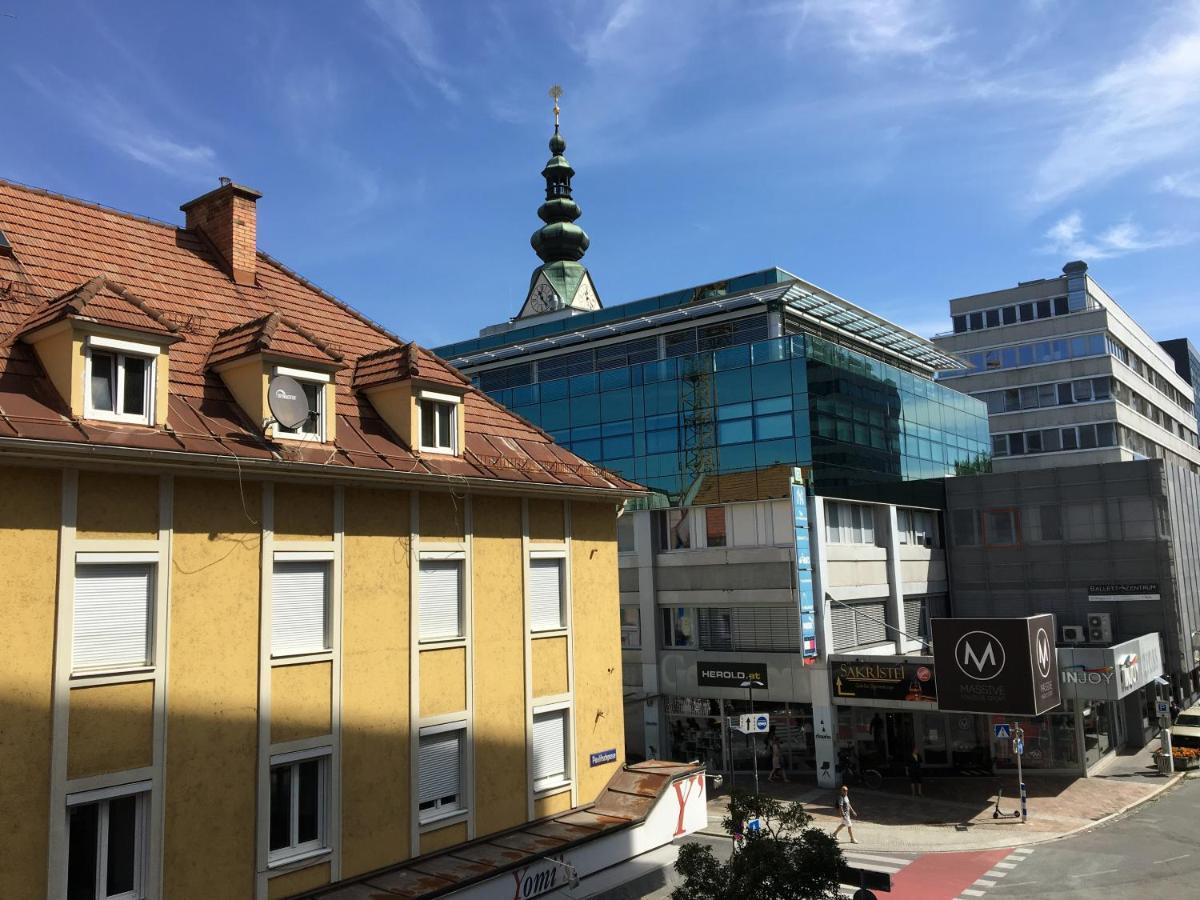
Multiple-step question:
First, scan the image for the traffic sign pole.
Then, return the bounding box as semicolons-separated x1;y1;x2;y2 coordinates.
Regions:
1014;724;1026;823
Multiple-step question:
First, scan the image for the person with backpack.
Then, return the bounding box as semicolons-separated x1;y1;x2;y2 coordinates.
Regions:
832;785;858;843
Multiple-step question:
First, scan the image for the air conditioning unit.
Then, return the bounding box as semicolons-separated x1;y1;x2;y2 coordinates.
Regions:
1061;625;1086;644
1087;612;1113;644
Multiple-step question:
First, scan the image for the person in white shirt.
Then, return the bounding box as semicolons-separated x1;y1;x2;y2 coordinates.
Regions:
832;785;858;843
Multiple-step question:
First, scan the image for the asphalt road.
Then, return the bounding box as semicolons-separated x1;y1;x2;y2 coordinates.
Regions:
984;776;1200;900
647;778;1200;899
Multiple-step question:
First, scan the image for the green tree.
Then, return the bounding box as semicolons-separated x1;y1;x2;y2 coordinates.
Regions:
672;791;843;900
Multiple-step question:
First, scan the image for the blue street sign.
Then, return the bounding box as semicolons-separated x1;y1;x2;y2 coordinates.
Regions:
756;715;768;732
994;723;1012;739
1015;738;1025;756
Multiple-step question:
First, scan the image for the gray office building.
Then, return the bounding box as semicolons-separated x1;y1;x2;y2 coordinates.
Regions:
933;261;1200;473
944;458;1200;771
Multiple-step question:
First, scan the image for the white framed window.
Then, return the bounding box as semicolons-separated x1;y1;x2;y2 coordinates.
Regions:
272;558;331;658
419;555;464;642
66;783;149;900
532;705;571;792
825;501;877;545
272;366;328;442
73;560;155;674
620;607;641;649
897;508;939;548
418;722;465;824
268;748;329;865
529;556;565;632
419;392;460;454
84;336;156;425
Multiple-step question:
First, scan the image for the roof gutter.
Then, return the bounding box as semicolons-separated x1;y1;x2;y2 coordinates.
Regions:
0;436;646;502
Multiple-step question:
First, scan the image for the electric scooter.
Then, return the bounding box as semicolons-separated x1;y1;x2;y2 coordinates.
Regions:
992;784;1020;819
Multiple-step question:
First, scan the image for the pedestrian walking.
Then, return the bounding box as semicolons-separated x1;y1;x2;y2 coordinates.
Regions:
768;739;787;782
832;785;857;843
908;747;923;797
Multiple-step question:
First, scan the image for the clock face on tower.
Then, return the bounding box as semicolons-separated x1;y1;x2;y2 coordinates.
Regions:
529;280;559;314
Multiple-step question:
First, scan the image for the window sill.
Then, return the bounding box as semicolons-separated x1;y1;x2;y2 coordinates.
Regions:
534;780;572;799
267;846;330;872
272;432;326;444
70;664;155;683
531;627;569;639
418;808;468;831
419;636;467;649
271;650;333;667
419;445;458;456
84;410;154;426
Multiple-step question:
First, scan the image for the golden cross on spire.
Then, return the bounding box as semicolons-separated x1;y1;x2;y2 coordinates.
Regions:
549;84;563;128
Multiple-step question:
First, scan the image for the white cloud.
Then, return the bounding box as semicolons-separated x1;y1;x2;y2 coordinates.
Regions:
1041;212;1195;260
14;66;218;180
364;0;461;103
1157;170;1200;200
1030;3;1200;204
794;0;957;59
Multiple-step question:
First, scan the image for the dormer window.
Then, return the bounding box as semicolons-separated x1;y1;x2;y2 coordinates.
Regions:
419;392;460;454
84;336;157;425
271;367;328;443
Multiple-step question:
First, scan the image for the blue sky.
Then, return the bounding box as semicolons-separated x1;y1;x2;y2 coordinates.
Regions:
3;1;1200;349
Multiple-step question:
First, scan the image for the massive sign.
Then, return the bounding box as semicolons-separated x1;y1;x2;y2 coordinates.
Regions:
932;615;1060;716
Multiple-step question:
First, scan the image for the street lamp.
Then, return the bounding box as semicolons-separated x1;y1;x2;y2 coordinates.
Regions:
740;679;765;794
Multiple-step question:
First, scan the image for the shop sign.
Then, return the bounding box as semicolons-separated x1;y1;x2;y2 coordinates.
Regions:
1058;633;1164;701
1087;582;1160;602
932;616;1060;716
697;661;768;688
791;473;818;658
511;855;574;898
832;659;937;703
589;748;617;767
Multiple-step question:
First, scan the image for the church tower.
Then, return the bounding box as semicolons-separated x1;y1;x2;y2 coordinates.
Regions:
516;86;602;319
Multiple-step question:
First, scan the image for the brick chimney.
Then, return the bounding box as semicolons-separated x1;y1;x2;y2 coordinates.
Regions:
181;178;263;286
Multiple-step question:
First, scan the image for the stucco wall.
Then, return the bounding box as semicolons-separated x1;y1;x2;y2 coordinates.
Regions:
420;491;465;542
471;495;527;837
341;487;411;877
0;466;59;899
76;470;158;539
419;820;468;855
270;661;332;744
67;681;155;778
532;636;569;699
420;647;467;717
274;482;334;542
533;790;573;818
266;861;331;899
569;502;625;801
163;477;261;899
529;498;565;543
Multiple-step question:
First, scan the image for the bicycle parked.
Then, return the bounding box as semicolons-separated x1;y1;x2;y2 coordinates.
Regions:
837;749;883;789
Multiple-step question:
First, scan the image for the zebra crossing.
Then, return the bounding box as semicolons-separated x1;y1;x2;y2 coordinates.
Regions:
838;847;918;897
954;846;1035;899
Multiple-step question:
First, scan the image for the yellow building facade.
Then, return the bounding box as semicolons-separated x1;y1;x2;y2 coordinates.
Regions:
0;177;636;900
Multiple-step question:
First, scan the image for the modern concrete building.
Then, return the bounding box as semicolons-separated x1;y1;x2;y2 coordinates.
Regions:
944;459;1200;772
932;261;1200;473
434;118;993;787
1159;337;1200;414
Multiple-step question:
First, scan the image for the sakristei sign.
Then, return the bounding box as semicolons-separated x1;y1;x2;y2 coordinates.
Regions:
932;615;1061;716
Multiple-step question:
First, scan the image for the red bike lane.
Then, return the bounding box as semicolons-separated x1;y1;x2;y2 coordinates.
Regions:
885;847;1011;900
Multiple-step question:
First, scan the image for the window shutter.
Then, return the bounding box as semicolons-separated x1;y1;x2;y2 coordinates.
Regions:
272;561;329;656
73;564;153;671
855;601;888;645
830;604;856;651
418;732;461;805
771;500;792;546
532;710;567;787
419;560;462;640
529;559;563;631
697;608;732;650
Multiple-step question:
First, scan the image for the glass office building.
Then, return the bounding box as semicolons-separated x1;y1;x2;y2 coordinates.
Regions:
436;269;990;500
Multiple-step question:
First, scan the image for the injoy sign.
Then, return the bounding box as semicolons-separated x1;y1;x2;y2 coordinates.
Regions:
932;615;1060;716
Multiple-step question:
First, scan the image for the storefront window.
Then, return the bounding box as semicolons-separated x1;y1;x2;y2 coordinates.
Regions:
991;706;1080;771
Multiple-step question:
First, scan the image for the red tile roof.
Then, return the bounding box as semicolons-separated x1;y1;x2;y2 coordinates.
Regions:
0;178;642;496
10;274;181;342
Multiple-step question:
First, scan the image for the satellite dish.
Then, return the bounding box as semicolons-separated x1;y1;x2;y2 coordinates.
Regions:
267;375;312;430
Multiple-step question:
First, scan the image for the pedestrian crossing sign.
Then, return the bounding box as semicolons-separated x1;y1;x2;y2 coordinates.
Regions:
994;723;1012;739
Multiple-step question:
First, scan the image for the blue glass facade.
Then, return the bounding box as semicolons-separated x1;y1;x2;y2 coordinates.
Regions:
481;330;991;501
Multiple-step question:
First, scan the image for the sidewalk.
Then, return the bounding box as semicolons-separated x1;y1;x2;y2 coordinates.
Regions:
701;747;1184;852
